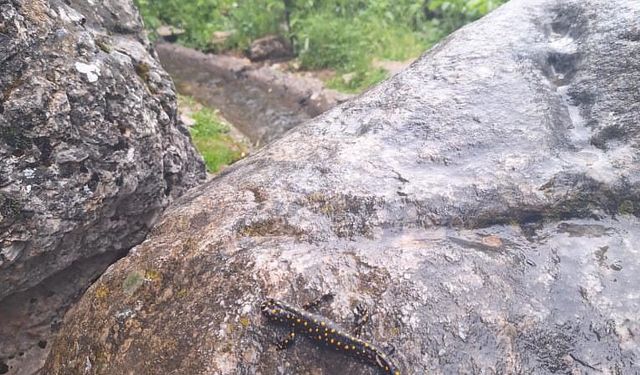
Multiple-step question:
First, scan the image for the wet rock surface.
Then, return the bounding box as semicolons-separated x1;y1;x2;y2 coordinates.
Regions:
156;43;352;146
0;0;205;371
45;0;639;374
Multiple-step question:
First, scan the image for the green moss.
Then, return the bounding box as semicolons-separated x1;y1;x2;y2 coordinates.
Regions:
135;62;151;82
239;316;250;328
123;270;145;296
302;193;378;237
94;284;110;299
183;99;246;173
96;38;114;53
618;200;635;215
145;269;162;282
192;137;244;173
238;218;306;237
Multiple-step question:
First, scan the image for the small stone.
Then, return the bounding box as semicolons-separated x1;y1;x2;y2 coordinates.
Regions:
245;35;293;62
156;25;185;37
481;235;503;248
180;114;196;127
211;31;233;44
74;62;100;82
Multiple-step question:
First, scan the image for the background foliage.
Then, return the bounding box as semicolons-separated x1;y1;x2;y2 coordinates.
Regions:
135;0;507;91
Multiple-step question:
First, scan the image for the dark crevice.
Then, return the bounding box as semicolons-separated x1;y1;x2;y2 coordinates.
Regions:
88;172;100;191
33;137;54;165
547;51;581;85
0;246;132;361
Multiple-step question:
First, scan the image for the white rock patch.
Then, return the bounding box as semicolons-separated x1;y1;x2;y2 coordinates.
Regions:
75;62;101;83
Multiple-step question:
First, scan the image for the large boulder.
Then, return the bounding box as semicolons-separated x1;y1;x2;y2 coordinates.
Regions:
45;0;639;374
0;0;205;371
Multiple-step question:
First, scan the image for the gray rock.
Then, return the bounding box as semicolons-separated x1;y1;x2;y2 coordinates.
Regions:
245;35;293;62
155;25;185;43
0;0;205;370
44;0;639;374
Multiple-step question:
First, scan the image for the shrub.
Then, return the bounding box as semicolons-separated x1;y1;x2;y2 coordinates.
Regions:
135;0;508;91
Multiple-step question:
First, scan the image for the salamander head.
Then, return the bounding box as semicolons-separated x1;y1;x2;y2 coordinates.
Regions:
260;298;292;321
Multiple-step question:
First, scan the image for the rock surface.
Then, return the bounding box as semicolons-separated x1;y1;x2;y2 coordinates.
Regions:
0;0;205;371
45;0;639;374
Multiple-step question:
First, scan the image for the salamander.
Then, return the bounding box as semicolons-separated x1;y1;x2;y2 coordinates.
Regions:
261;298;401;375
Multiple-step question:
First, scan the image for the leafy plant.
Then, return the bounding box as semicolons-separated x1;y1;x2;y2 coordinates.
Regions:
428;0;505;32
135;0;508;92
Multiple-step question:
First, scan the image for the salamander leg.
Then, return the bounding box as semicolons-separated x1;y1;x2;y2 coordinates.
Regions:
274;331;297;351
383;343;396;356
352;303;370;337
302;293;334;311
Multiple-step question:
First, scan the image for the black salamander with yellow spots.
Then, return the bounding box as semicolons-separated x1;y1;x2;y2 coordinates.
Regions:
261;298;401;375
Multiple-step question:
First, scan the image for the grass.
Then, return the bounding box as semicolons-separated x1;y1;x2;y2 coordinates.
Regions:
134;1;507;93
326;68;389;94
179;96;247;173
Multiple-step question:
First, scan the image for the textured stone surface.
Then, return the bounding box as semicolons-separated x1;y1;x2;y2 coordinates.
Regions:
45;0;639;374
0;0;205;371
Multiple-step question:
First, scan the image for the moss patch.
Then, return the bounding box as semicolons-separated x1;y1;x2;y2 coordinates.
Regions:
238;218;306;238
94;284;110;299
134;62;151;82
179;95;247;173
122;270;145;296
618;200;634;215
145;269;162;282
239;316;250;328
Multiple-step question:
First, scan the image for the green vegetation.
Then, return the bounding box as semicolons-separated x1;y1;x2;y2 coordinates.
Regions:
135;0;507;92
179;96;246;173
135;1;506;170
